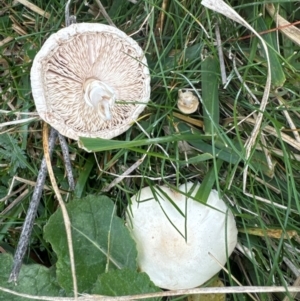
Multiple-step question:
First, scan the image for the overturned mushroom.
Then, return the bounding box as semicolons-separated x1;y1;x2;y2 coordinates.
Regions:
177;89;199;114
31;23;150;140
126;182;238;290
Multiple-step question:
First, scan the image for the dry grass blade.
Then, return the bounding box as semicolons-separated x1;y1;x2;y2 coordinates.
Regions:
244;118;300;152
232;58;274;174
208;253;257;301
275;95;300;143
16;0;50;19
0;188;29;225
0;285;300;301
0;117;37;129
94;0;116;27
42;123;78;300
266;3;300;46
215;24;227;85
155;0;169;34
201;0;271;195
2;0;300;299
283;277;300;301
0;36;14;47
7;176;67;194
0;183;27;203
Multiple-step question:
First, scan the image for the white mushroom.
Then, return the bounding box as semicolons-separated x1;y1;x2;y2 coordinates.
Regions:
31;23;150;140
177;89;199;114
126;182;238;290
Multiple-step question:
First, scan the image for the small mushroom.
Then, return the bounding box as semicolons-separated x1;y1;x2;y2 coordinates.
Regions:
31;23;150;140
126;182;238;290
177;89;199;114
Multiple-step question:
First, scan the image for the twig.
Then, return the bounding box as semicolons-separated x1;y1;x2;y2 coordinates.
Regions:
9;0;77;282
8;127;58;282
58;134;75;190
94;0;116;27
43;125;78;301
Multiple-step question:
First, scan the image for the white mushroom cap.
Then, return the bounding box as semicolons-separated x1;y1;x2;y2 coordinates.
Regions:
126;182;238;290
177;89;199;114
31;23;150;140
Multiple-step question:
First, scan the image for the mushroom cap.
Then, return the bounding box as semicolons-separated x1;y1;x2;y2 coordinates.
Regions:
126;182;238;290
31;23;150;140
177;89;199;114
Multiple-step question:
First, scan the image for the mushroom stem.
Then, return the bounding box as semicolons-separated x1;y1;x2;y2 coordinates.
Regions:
83;78;116;121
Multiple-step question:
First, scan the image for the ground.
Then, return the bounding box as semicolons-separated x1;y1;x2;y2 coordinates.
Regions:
0;1;300;300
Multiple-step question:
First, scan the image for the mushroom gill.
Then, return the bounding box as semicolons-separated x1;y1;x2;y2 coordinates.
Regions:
31;23;150;140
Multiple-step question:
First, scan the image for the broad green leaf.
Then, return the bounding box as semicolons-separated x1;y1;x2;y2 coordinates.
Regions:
44;195;137;294
0;253;65;301
92;268;161;301
201;56;220;136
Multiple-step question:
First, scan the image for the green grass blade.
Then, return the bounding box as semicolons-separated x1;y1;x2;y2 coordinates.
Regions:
201;55;220;136
79;133;205;152
195;159;223;204
254;14;286;87
73;155;94;198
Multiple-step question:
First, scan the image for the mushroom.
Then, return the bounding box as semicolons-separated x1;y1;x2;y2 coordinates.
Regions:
31;23;150;140
177;89;199;114
126;182;238;290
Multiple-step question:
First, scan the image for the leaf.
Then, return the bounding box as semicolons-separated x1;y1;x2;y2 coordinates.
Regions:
179;153;213;165
201;55;220;135
253;13;286;87
0;133;33;175
0;253;65;301
78;133;204;152
44;195;137;294
92;268;161;301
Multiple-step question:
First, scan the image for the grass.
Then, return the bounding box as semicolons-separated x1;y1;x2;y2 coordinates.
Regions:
1;0;300;300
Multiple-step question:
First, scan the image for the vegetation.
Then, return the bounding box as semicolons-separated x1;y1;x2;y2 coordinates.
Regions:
0;0;300;300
